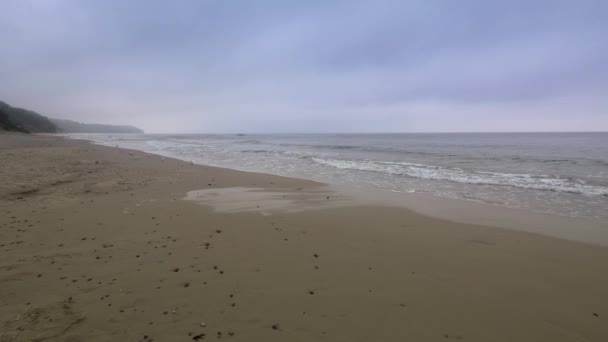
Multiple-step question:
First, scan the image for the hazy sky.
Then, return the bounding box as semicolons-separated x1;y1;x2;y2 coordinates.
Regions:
1;0;607;133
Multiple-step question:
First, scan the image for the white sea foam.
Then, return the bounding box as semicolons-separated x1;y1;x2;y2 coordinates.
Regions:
312;158;608;196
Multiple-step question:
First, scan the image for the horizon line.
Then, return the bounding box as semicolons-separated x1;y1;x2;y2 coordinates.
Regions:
128;131;608;135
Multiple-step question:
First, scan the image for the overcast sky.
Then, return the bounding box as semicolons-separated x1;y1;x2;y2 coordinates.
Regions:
1;0;607;133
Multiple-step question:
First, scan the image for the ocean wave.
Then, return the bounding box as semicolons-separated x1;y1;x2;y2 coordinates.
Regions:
240;149;269;153
236;140;262;144
312;158;608;196
240;149;319;161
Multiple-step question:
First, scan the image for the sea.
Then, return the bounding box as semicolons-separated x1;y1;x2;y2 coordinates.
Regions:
67;132;608;221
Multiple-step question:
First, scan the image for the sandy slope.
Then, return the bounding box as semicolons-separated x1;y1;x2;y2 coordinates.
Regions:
1;134;607;341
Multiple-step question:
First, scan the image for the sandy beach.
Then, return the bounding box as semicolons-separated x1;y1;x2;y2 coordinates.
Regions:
1;133;607;342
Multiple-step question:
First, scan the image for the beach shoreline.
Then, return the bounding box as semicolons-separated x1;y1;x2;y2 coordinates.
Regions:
65;132;608;224
1;133;607;341
66;133;608;246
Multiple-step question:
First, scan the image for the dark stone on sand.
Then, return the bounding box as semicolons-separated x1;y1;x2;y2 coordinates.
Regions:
593;312;599;317
313;254;319;258
192;333;205;341
271;324;280;330
172;267;180;272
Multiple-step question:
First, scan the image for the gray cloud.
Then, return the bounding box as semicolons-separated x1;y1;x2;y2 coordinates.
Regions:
1;0;607;132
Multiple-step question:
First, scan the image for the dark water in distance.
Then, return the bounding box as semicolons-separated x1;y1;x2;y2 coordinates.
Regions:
71;132;608;220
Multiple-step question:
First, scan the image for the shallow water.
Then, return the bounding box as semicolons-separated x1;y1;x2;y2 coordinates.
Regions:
66;132;608;221
183;187;351;215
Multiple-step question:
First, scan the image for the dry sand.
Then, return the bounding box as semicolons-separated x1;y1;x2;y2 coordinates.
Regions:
1;133;607;341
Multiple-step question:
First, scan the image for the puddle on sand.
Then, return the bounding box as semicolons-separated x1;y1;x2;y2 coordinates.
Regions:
183;187;353;215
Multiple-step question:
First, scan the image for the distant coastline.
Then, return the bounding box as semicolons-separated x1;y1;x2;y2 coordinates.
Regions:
0;100;143;134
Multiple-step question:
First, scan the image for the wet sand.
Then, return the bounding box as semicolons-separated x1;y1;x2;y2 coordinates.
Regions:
1;133;607;341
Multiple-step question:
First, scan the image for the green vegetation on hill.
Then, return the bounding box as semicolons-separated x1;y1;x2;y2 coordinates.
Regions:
0;108;28;133
0;101;57;133
0;100;143;133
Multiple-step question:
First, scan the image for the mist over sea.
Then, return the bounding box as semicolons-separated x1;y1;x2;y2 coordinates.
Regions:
70;132;608;221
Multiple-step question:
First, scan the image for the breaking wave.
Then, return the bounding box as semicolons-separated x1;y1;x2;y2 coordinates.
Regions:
312;158;608;196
